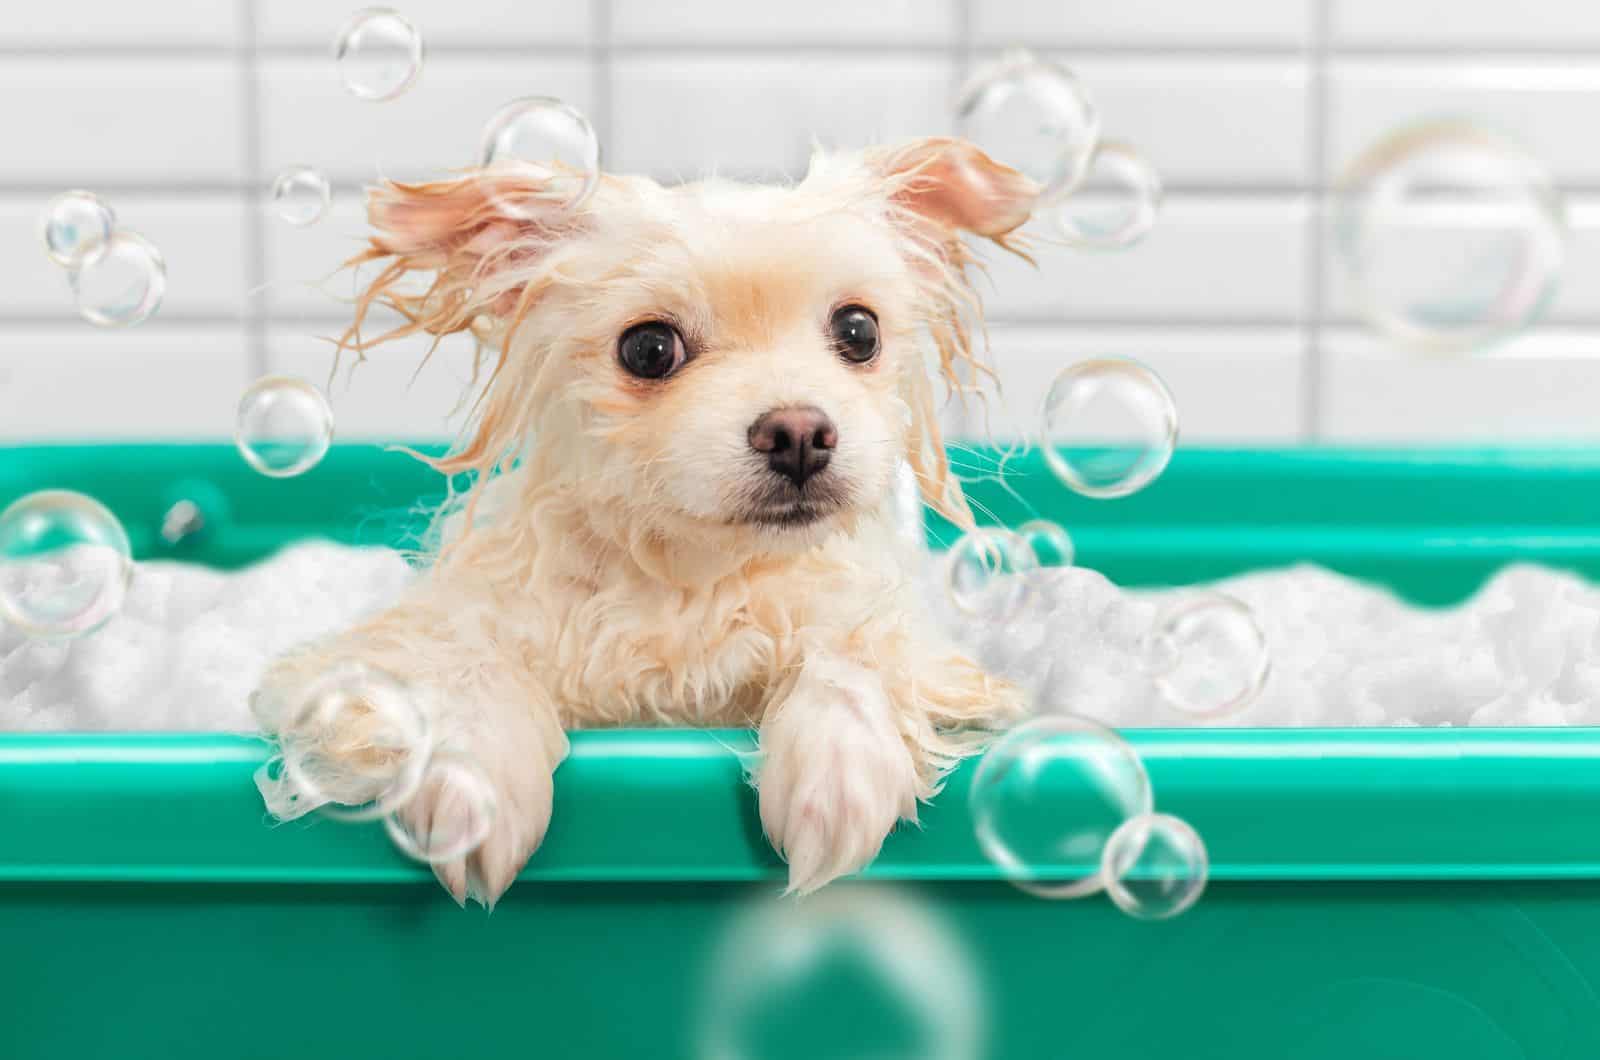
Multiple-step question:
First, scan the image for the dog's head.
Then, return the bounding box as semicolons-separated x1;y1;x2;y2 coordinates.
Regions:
343;138;1033;560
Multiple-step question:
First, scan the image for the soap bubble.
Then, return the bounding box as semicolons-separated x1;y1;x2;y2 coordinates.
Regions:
270;165;331;226
1017;519;1074;568
476;96;602;217
1040;356;1177;499
698;886;983;1060
1145;592;1271;719
1332;118;1566;354
40;190;114;268
335;7;423;102
235;376;335;479
279;662;433;822
971;715;1152;899
1102;813;1209;921
956;49;1099;207
384;754;497;863
0;491;132;639
1051;140;1163;250
944;528;1038;618
70;229;166;327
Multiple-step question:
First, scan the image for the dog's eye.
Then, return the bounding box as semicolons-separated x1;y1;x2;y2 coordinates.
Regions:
829;305;880;364
617;321;685;380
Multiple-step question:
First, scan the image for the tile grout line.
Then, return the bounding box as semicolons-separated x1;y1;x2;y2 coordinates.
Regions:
237;0;270;380
16;40;1600;59
592;0;614;168
1301;0;1332;442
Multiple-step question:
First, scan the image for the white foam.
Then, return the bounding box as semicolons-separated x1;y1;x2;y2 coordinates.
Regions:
0;542;413;731
932;562;1600;727
4;541;1600;730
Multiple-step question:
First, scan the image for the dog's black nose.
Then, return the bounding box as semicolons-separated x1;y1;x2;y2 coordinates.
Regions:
748;406;837;486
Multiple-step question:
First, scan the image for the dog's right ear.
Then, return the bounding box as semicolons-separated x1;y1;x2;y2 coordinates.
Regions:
342;171;591;355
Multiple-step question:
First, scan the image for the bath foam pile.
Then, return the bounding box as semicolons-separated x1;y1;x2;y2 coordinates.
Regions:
2;542;1599;730
0;543;413;731
945;562;1600;728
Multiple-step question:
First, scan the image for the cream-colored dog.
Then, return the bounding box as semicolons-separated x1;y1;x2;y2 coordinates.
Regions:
251;137;1032;906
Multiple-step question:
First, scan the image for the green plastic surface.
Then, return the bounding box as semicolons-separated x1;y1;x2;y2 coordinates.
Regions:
6;443;1600;1058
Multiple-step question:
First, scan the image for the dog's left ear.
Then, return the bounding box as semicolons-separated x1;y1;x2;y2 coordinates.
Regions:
856;139;1037;530
870;136;1036;244
345;171;591;347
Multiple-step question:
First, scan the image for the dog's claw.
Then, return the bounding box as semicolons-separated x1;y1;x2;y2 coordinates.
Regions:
395;765;551;910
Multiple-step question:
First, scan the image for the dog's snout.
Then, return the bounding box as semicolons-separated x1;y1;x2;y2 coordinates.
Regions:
748;406;837;487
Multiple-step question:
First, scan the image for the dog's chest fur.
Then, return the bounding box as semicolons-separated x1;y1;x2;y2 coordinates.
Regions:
533;528;908;730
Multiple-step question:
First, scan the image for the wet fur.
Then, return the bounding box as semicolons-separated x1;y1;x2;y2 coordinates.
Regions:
252;138;1034;906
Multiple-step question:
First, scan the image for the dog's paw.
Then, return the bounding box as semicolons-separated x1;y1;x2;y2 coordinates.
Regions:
757;654;923;894
253;650;565;909
392;750;555;909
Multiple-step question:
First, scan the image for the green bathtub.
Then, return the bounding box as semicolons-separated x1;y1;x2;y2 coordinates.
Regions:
3;443;1600;1060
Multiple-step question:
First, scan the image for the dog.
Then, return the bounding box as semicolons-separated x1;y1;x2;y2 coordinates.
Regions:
251;136;1033;906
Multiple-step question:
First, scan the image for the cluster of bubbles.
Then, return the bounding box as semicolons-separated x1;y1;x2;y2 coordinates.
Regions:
943;351;1266;918
970;716;1207;920
274;661;498;865
13;5;610;873
1333;118;1568;354
958;50;1162;251
39;191;166;328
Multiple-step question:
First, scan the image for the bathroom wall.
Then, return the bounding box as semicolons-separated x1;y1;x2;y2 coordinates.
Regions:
3;1;1599;445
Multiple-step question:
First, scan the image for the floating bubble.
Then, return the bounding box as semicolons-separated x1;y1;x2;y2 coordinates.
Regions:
235;376;335;479
278;662;433;822
956;49;1100;207
70;229;166;328
1039;356;1177;499
1332;118;1566;354
270;165;331;226
335;7;423;102
1102;812;1209;921
698;885;983;1060
1145;592;1270;719
1051;140;1163;250
40;190;115;269
0;491;132;639
476;96;602;217
971;714;1152;899
1016;519;1074;568
944;528;1038;619
384;754;497;863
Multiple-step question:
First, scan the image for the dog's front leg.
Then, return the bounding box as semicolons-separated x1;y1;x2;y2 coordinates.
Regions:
756;633;1025;893
755;652;926;893
252;588;567;908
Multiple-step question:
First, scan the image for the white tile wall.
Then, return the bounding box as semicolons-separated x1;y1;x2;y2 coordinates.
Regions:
611;0;955;44
975;1;1314;47
258;2;594;47
1333;1;1600;48
7;0;1600;445
0;329;247;440
266;329;484;440
983;196;1309;324
611;56;953;179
